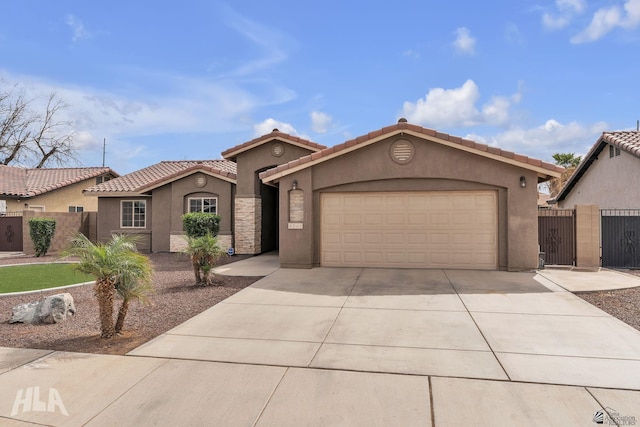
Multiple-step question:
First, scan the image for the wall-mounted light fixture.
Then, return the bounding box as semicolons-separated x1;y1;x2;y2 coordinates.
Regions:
292;180;298;190
519;176;527;188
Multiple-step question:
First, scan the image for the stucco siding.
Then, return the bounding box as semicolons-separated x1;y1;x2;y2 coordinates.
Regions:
278;134;539;270
560;150;640;209
5;178;101;212
96;196;152;252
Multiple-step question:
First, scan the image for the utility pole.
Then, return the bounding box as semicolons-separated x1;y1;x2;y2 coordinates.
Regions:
102;138;106;167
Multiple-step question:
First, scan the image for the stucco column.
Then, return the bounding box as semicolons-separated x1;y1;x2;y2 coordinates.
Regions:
575;204;600;268
234;196;261;254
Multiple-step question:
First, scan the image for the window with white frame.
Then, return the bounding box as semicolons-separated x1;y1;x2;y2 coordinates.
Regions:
68;206;84;213
121;200;146;228
188;197;217;214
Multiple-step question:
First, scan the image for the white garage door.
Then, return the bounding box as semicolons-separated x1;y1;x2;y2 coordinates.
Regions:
320;191;498;269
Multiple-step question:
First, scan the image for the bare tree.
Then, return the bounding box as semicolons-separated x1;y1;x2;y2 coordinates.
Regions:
0;81;77;168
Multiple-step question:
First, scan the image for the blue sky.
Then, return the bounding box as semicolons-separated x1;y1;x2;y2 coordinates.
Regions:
1;0;639;174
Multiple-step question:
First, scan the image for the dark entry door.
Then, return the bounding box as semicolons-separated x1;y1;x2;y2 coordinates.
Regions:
0;216;23;251
538;209;575;265
602;210;640;268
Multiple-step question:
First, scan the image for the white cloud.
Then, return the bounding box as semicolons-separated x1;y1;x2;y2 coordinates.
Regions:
310;111;333;133
542;13;571;29
401;80;521;128
558;0;586;13
571;0;640;43
453;27;476;55
216;6;294;78
542;0;587;30
468;119;608;161
0;67;296;167
66;15;91;42
505;23;525;45
254;118;298;137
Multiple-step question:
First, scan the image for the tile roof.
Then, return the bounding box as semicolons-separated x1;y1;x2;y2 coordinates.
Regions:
0;165;117;198
84;160;237;194
259;121;564;182
601;131;640;157
222;130;326;160
555;131;640;202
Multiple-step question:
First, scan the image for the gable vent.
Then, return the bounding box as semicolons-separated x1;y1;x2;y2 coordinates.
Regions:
272;143;285;157
390;139;415;164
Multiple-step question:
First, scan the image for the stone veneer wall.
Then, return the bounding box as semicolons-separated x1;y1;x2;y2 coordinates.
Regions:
234;196;261;254
169;233;232;253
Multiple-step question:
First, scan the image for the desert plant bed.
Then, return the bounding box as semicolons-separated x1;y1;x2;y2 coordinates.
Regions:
0;253;260;355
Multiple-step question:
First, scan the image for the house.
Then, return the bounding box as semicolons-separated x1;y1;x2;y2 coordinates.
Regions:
0;165;117;213
86;120;562;270
555;131;640;209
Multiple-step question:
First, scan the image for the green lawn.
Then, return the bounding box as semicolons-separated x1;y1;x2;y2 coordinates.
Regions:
0;263;95;294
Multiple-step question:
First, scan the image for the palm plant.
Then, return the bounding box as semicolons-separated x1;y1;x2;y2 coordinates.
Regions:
183;233;224;286
64;234;153;338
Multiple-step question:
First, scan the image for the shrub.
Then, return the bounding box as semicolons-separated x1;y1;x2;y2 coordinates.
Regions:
28;218;56;257
182;212;220;238
183;233;224;286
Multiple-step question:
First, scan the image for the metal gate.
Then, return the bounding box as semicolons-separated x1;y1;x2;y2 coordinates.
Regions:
0;213;23;252
538;209;575;265
601;209;640;269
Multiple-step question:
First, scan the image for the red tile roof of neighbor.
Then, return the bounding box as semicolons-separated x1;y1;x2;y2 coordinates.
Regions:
601;131;640;156
0;165;117;198
222;130;326;160
84;160;237;194
259;121;564;181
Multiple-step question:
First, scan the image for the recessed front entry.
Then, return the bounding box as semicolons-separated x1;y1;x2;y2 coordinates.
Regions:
320;191;498;269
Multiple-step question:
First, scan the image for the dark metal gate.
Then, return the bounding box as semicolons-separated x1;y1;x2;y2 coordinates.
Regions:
0;213;23;252
538;209;575;265
601;209;640;269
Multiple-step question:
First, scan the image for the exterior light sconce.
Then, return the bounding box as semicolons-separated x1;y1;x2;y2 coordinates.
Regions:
292;180;298;190
520;176;527;188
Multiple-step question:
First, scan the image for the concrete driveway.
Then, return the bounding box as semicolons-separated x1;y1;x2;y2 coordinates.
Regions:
131;267;640;390
3;263;640;426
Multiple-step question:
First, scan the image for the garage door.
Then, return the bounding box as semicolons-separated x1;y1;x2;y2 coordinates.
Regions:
320;191;498;269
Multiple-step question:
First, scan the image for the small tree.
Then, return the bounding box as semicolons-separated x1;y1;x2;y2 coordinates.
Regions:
183;233;224;286
549;153;582;196
182;212;220;238
28;217;56;257
64;234;153;338
114;259;154;334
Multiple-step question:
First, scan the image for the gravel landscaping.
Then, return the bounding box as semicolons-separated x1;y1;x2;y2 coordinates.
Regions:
0;253;260;355
577;270;640;332
1;253;639;356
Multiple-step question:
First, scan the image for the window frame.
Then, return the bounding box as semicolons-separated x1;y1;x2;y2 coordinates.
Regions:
187;197;218;214
120;200;146;228
68;206;84;213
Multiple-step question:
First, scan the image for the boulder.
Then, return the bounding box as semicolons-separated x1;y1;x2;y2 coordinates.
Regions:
10;293;76;324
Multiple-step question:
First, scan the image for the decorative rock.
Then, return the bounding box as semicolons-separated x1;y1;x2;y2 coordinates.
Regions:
10;293;76;325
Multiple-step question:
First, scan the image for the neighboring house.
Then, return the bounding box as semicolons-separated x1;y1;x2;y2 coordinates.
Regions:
555;131;640;209
0;165;118;213
538;192;552;208
86;120;562;270
84;160;240;253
